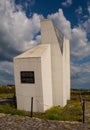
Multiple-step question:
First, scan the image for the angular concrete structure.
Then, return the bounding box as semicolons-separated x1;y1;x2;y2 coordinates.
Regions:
14;19;70;112
41;19;70;106
14;44;53;112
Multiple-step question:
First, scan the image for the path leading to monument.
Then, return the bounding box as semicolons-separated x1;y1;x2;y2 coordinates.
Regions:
0;114;90;130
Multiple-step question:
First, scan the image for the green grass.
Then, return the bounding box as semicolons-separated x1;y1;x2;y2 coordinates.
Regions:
0;88;90;122
0;86;15;98
0;101;82;121
0;93;14;98
0;104;29;116
35;101;82;121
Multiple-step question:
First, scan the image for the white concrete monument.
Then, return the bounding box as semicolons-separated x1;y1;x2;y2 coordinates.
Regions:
14;19;70;112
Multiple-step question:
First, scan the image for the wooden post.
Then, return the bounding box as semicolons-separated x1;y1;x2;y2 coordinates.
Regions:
82;99;85;123
13;92;17;108
31;97;33;118
79;94;83;109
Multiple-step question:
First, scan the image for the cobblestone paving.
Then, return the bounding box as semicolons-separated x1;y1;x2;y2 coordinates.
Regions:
0;114;90;130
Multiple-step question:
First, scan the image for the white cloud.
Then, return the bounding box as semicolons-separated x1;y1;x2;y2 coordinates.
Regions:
71;27;90;59
87;1;90;14
82;19;90;33
47;6;90;89
71;62;90;89
62;0;72;7
48;7;90;89
0;61;13;75
48;9;71;39
88;5;90;14
48;8;90;89
0;0;41;52
0;0;90;88
0;61;14;85
48;9;89;58
0;0;42;84
48;8;90;61
75;6;83;15
24;35;41;49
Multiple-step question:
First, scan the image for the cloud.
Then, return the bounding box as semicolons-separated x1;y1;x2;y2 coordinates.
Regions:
62;0;72;7
48;9;71;39
0;0;41;62
0;0;90;89
87;1;90;14
0;0;42;84
48;8;90;89
70;25;90;89
82;19;90;33
71;62;90;89
88;6;90;14
15;0;35;10
75;6;83;15
0;61;14;85
48;8;90;61
70;27;90;61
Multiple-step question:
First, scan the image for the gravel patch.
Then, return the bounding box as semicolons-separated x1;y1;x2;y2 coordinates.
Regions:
0;113;90;130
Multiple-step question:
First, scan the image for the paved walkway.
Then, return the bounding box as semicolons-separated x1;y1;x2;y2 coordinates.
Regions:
0;114;90;130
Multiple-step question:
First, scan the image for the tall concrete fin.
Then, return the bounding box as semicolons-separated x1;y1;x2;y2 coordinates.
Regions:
41;19;67;106
53;24;64;54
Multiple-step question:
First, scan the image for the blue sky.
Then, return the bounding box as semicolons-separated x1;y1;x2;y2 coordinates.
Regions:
0;0;90;89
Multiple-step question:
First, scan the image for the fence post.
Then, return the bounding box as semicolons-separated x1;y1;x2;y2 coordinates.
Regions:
13;92;17;108
82;99;85;123
31;97;33;118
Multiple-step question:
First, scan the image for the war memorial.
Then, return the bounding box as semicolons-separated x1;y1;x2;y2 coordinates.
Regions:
14;19;70;112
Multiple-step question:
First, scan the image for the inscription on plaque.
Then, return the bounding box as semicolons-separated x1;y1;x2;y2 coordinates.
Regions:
20;71;35;83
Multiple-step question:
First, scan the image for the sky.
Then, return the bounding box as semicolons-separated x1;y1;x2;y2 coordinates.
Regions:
0;0;90;89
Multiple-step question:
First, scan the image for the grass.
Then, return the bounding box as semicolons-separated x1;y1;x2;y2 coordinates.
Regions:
0;104;29;116
0;86;15;98
0;87;90;122
38;101;82;121
0;93;14;98
0;102;82;121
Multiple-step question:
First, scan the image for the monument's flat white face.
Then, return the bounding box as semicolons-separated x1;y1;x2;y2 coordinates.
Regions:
14;44;53;112
41;19;70;106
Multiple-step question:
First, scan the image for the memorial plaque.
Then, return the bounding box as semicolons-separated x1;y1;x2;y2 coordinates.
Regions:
20;71;35;83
